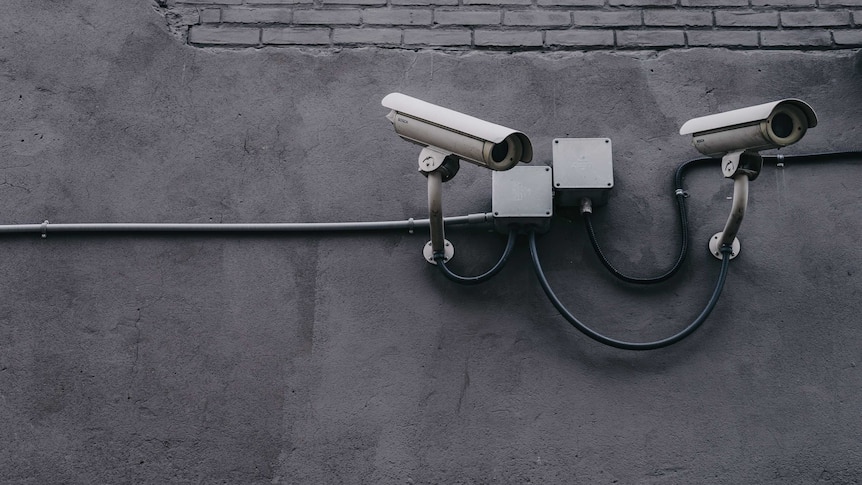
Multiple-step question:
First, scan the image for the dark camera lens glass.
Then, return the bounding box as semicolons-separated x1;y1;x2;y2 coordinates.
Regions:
771;113;794;138
491;141;509;163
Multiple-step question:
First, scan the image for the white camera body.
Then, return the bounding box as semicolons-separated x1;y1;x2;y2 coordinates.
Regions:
679;99;817;157
382;92;533;171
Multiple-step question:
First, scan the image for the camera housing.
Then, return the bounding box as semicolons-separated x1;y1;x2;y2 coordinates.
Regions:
680;98;818;261
382;92;533;171
679;99;817;157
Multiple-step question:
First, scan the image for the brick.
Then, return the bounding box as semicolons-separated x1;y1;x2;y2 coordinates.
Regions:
503;11;571;26
221;8;292;23
391;0;457;5
403;29;472;45
293;10;361;24
820;0;862;5
474;30;544;46
464;0;532;5
435;10;501;25
834;30;862;45
616;29;685;47
572;10;642;26
323;0;386;5
609;0;676;6
760;30;832;46
262;27;330;44
538;0;604;5
681;0;747;5
687;30;759;47
177;0;241;4
751;0;815;6
644;10;713;27
546;29;614;46
362;8;433;25
188;25;260;44
333;28;402;44
200;8;221;23
247;0;312;3
715;11;779;28
855;11;862;24
781;11;851;27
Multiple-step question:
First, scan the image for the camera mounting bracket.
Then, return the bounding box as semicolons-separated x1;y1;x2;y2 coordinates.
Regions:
722;150;763;180
418;146;449;173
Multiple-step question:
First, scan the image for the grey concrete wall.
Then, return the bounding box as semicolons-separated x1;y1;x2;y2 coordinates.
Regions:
2;1;862;483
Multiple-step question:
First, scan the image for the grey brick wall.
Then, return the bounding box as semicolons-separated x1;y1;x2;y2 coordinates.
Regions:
158;0;862;49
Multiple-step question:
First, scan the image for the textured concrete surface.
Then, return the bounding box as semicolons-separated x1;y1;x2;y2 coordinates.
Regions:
2;1;862;483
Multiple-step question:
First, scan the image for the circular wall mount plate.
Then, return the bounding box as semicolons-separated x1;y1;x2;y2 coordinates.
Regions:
423;239;454;265
709;233;740;260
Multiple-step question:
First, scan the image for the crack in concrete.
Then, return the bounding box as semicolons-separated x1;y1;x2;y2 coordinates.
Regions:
456;355;470;415
0;178;31;193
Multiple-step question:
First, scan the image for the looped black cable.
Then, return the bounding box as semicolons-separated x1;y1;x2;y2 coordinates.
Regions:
433;229;517;285
584;157;715;284
530;231;732;351
584;210;686;284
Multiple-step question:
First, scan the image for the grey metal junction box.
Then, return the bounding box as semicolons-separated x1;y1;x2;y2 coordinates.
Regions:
492;165;553;234
552;138;614;207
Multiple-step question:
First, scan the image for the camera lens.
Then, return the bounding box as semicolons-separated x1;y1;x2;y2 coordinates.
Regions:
491;141;509;163
771;112;794;138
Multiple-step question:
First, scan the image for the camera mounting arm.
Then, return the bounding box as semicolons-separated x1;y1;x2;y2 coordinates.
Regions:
709;150;763;260
419;146;458;264
709;173;746;260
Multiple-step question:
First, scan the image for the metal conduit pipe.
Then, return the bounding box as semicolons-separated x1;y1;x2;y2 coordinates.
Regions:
0;213;495;236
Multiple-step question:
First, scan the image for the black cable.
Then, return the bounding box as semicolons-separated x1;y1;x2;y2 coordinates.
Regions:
583;157;715;284
530;231;732;351
545;150;859;345
583;151;862;284
584;210;684;284
433;228;517;285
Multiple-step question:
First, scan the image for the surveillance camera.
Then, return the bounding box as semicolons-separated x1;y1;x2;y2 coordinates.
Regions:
382;92;533;171
679;99;817;157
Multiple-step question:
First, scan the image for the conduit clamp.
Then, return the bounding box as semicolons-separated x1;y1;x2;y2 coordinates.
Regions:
41;220;49;239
